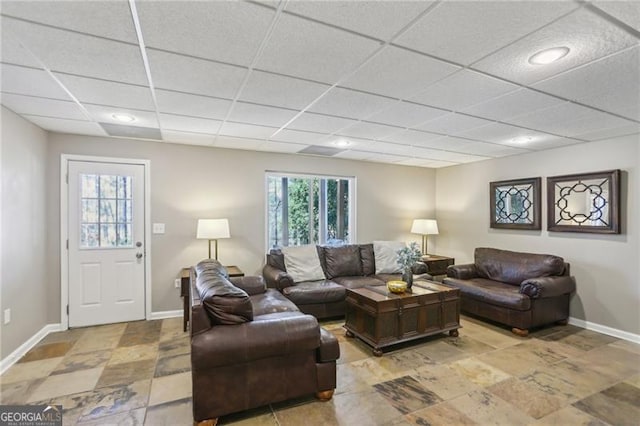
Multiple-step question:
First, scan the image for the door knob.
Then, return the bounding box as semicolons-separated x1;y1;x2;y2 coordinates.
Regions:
136;241;142;247
136;253;143;259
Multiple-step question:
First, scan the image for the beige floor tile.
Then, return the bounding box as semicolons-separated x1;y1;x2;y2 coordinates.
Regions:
572;382;640;425
52;350;112;375
404;401;477;425
413;364;482;400
144;398;192;426
68;333;121;355
160;317;183;333
96;359;156;388
487;377;566;419
219;406;278;425
154;353;190;377
624;373;640;388
347;357;413;386
38;328;87;345
108;343;159;365
609;339;640;355
76;407;146;426
338;338;373;364
158;336;190;359
373;375;442;415
540;327;619;351
0;378;45;404
19;341;75;363
148;371;191;406
580;344;640;379
534;405;608;425
0;357;63;384
450;389;535;425
27;367;103;402
414;339;468;364
443;334;498;355
448;357;511;387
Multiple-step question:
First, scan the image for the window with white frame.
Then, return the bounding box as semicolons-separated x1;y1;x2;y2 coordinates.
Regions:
266;172;355;249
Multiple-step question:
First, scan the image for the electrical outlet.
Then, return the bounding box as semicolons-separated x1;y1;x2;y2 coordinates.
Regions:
4;309;10;325
174;278;181;289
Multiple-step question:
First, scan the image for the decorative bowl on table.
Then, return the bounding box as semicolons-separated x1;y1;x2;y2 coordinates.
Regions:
387;280;408;294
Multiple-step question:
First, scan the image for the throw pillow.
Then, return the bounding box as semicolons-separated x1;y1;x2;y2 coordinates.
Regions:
281;244;325;282
321;245;363;279
373;241;406;274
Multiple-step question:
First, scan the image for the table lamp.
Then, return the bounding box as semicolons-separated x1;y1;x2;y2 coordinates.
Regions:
411;219;439;256
196;219;230;259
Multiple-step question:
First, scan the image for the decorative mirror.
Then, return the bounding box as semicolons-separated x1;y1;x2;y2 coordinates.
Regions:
490;177;541;230
547;170;621;234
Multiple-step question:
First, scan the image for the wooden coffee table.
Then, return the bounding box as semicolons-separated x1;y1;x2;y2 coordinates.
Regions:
344;280;460;356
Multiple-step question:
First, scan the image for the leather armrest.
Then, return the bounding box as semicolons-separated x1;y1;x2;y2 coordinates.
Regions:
262;264;295;291
520;275;576;299
446;263;478;279
191;315;320;370
411;261;428;275
414;272;434;281
229;276;266;295
317;328;340;363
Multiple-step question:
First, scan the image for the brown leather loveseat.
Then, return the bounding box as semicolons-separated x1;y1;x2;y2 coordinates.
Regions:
190;259;339;425
443;247;576;336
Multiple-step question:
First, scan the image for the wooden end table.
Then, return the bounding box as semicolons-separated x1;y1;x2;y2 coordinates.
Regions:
180;265;244;331
344;280;460;356
421;254;455;276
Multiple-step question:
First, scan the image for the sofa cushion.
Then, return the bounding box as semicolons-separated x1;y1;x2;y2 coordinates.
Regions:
196;271;253;324
267;249;286;271
332;276;386;289
445;277;531;311
319;245;362;279
195;258;228;278
373;241;405;274
475;247;565;286
282;244;325;283
359;244;376;276
250;289;301;317
283;280;346;305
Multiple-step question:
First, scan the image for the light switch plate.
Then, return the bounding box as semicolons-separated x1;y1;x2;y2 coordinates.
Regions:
153;223;165;234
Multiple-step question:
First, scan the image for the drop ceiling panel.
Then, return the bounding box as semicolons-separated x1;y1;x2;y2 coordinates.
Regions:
162;130;215;146
214;136;265;151
367;101;448;128
406;136;472;151
593;1;640;32
366;141;415;156
0;32;41;68
411;146;488;163
255;141;309;153
159;113;221;134
269;129;328;144
309;87;396;120
1;64;71;100
284;1;433;41
287;112;356;133
337;121;402;140
227;102;298;128
148;49;247;99
409;70;519;111
85;104;158;128
55;73;155;111
474;8;639;85
219;122;276;139
365;153;409;164
394;1;578;65
396;158;454;168
255;13;381;83
462;88;564;121
333;150;377;161
136;1;274;66
1;0;138;43
459;122;563;147
3;18;148;85
24;115;106;136
239;71;330;110
1;93;86;120
414;113;494;135
381;129;442;145
155;89;231;120
461;141;531;157
342;46;460;99
574;123;640;141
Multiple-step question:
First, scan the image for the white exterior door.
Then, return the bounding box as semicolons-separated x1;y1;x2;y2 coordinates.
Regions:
67;160;146;327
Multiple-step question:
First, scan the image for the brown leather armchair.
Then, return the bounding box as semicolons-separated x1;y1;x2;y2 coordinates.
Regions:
443;248;576;336
190;260;339;425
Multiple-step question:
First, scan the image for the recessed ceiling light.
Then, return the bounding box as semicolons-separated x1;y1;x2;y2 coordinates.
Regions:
512;136;533;144
528;47;570;65
111;113;136;123
332;139;351;148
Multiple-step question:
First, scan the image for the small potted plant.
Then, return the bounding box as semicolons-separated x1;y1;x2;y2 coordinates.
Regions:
396;242;422;289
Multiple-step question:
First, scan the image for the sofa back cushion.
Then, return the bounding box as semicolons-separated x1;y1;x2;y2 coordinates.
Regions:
195;258;228;278
373;241;405;274
281;244;325;282
196;269;253;325
267;249;287;271
474;247;565;286
318;245;362;279
359;244;376;276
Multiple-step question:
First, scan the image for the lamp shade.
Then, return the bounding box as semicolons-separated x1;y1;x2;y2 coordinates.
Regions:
196;219;230;239
411;219;439;235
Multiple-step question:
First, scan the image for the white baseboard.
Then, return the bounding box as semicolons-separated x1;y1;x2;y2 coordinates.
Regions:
0;323;62;375
569;317;640;344
149;310;182;320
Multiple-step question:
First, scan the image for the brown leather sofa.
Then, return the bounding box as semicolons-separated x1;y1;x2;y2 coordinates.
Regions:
190;259;339;425
443;247;576;336
262;243;432;318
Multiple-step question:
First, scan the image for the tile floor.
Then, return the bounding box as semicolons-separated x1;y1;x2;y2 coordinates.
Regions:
1;315;638;425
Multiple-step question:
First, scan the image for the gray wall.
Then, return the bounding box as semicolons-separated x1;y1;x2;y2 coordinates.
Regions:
435;136;639;335
46;133;436;319
1;107;49;358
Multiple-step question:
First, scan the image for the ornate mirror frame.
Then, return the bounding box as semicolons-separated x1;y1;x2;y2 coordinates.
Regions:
547;169;620;234
490;177;541;230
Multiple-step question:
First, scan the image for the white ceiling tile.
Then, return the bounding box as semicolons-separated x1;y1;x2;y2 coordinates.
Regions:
287;112;356;133
459;122;564;147
365;153;410;164
395;157;450;168
162;130;215;146
55;73;155;111
1;93;86;120
315;135;377;150
159;113;221;134
336;121;402;140
593;1;640;32
395;1;578;65
461;141;530;157
310;88;396;120
155;89;231;120
410;146;488;163
214;136;265;151
256;13;382;83
462;88;564;121
269;129;329;144
414;113;494;135
367;101;448;128
365;141;415;156
227;102;298;128
1;0;138;43
23;115;106;136
85;104;158;128
381;129;441;145
342;46;460;99
219;122;276;139
255;141;309;154
285;1;433;41
333;150;377;161
1;64;70;99
407;136;473;151
575;125;640;142
147;49;247;99
0;30;41;67
474;8;639;85
4;18;147;85
409;70;519;111
239;71;330;109
534;46;640;120
137;1;274;66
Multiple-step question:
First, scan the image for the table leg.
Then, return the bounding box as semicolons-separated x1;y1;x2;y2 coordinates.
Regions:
373;348;383;357
449;329;459;337
345;330;354;338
